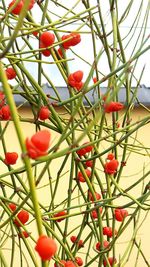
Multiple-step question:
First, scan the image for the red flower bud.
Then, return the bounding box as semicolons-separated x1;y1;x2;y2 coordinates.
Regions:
93;77;97;84
26;130;51;159
77;168;91;183
40;32;55;47
75;257;83;266
35;235;57;261
38;106;50;120
4;152;18;165
14;210;29;227
103;257;117;266
104;159;119;174
96;240;110;251
69;33;81;46
54;210;67;222
114;208;128;222
104;101;124;113
77;142;93;157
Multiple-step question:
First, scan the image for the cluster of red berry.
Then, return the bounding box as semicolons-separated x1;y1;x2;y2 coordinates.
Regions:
8;0;35;15
104;153;119;175
68;70;84;91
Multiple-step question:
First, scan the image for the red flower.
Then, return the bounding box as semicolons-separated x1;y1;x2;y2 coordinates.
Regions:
68;71;83;91
104;159;119;174
0;105;11;120
91;207;103;219
40;32;55;47
103;257;117;266
25;130;51;159
38;106;50;120
75;257;83;266
96;240;110;251
103;227;117;238
4;152;18;165
114;208;128;222
54;210;67;222
18;231;29;238
104;101;124;113
77;168;91;183
5;67;16;80
70;236;83;247
8;203;16;212
35;235;57;261
14;210;29;227
89;191;101;202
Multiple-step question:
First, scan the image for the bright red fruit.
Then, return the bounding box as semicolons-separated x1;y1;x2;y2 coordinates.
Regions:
38;106;50;120
26;130;51;159
103;227;117;238
96;240;110;251
35;235;57;261
65;261;76;267
5;67;16;80
93;77;97;83
4;152;18;165
77;142;93;156
104;101;124;113
107;153;114;160
0;92;6;108
68;71;83;91
54;260;66;267
8;0;24;15
8;203;16;212
103;257;117;266
85;160;93;168
75;257;83;266
40;41;51;57
104;159;119;174
91;207;103;219
40;32;55;47
89;191;101;202
70;236;83;247
14;210;29;227
62;33;81;49
0;105;11;120
77;168;91;183
114;208;128;222
18;231;29;238
54;210;67;222
72;71;83;82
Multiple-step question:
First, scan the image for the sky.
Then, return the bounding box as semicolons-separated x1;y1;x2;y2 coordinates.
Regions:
3;0;150;87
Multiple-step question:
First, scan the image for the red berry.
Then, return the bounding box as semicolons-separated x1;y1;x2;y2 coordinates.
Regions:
8;203;16;212
38;106;50;120
104;159;119;175
114;208;128;222
72;71;83;82
4;152;18;165
54;211;67;222
85;160;93;168
104;101;124;113
14;210;29;227
103;227;117;238
75;257;83;266
93;77;97;83
40;41;51;57
26;130;51;159
68;71;84;91
65;261;76;267
8;0;24;15
70;236;83;247
107;153;114;161
57;48;65;58
91;207;103;219
32;31;38;37
0;105;11;120
69;33;81;46
61;35;73;49
54;260;66;267
0;91;6;108
96;240;110;251
18;231;29;238
103;257;117;266
24;0;35;10
77;168;91;183
40;32;55;47
89;191;101;202
35;235;57;261
5;67;16;80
